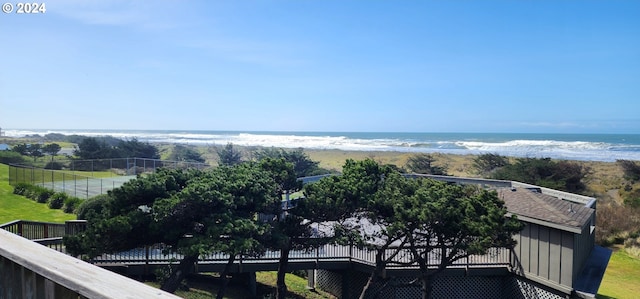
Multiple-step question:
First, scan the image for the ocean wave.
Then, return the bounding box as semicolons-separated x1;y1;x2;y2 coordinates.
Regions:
4;129;640;162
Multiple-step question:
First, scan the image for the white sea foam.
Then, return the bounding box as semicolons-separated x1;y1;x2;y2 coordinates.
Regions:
4;129;640;162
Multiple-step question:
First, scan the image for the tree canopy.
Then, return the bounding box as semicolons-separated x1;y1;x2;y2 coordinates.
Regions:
253;147;329;177
305;159;522;299
65;165;276;295
42;143;62;160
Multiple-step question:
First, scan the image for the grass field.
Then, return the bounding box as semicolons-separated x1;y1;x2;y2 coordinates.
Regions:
0;163;76;224
597;249;640;299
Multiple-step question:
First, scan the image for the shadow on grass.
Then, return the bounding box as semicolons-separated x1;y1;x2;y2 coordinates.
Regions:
152;273;331;299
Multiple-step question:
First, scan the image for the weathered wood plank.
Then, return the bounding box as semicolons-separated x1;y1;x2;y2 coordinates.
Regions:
0;229;181;299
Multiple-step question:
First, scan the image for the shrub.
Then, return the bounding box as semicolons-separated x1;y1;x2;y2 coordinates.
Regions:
76;194;111;220
48;192;67;209
44;161;64;170
63;196;83;213
618;160;640;183
625;237;640;258
491;157;590;193
621;187;640;208
0;151;25;164
12;182;31;195
19;185;54;203
36;188;55;203
596;203;640;246
472;153;509;175
406;153;447;175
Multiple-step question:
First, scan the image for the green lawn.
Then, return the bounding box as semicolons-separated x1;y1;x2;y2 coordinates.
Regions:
0;163;76;224
598;249;640;299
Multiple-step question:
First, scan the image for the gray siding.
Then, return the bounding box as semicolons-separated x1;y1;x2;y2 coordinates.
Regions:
513;223;575;288
539;226;550;280
573;213;595;279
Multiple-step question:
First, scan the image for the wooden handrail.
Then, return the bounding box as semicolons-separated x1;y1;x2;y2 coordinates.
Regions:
0;229;181;299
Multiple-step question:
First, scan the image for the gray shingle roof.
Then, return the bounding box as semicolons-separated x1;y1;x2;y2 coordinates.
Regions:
498;188;593;232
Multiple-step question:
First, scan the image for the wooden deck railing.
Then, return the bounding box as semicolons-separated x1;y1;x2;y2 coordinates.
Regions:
0;228;181;299
2;220;512;272
0;220;65;239
80;242;512;271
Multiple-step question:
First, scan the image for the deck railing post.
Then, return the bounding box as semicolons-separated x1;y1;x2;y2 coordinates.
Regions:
145;246;150;276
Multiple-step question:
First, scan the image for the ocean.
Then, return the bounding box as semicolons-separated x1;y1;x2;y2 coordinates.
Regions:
4;129;640;162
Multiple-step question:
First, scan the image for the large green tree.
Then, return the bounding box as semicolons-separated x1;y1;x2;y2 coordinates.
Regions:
303;159;522;299
152;163;277;296
300;159;398;299
261;156;360;299
64;165;277;295
393;178;523;298
257;157;304;299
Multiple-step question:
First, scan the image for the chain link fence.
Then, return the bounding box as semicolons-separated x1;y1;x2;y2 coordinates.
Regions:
8;158;209;199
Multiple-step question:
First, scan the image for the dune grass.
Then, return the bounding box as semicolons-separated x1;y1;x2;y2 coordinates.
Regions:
0;163;76;224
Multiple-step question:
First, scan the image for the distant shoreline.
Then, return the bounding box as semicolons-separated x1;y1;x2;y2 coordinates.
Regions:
3;129;640;162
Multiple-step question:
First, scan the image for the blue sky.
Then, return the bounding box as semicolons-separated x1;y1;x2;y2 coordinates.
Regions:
1;1;638;133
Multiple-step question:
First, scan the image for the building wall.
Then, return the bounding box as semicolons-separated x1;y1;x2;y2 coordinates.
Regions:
513;222;575;289
574;214;595;280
